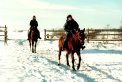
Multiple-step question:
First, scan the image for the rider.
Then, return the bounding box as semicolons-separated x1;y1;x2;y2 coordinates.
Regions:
63;14;85;50
28;15;41;40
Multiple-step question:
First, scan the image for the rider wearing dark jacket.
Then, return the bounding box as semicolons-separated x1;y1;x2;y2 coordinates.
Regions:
28;16;41;39
63;15;79;49
64;18;79;32
63;15;85;50
30;17;38;30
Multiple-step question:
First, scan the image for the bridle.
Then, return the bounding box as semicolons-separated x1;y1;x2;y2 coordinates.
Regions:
70;30;85;44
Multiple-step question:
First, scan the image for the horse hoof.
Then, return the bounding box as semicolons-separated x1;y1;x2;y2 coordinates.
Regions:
73;69;76;71
77;66;80;70
72;67;76;71
77;67;80;70
67;64;70;67
58;64;60;65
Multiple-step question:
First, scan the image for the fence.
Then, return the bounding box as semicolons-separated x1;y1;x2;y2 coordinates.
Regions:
44;29;122;42
86;29;122;43
0;25;7;44
44;29;65;40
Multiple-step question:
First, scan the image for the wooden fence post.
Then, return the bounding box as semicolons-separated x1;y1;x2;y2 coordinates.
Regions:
4;25;7;44
44;29;46;40
87;28;89;43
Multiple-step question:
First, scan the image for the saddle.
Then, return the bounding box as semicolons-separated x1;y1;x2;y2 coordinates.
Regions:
28;27;38;40
28;27;41;39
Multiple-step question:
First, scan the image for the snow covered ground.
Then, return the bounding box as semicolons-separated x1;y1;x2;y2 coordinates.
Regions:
0;31;122;82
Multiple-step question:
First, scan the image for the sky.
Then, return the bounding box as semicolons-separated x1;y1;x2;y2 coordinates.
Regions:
0;0;122;31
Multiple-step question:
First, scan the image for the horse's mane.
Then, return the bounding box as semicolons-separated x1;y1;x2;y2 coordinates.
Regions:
68;31;81;51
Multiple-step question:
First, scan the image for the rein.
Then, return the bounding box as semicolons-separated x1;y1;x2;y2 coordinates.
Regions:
70;31;84;43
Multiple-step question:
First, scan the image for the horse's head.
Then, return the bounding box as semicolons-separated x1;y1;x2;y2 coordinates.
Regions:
74;28;85;45
71;28;85;50
79;28;85;44
79;28;85;45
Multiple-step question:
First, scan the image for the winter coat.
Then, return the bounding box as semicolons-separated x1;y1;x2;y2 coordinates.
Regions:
64;19;79;32
30;19;38;30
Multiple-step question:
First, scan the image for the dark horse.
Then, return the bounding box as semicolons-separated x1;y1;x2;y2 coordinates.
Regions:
58;28;85;70
28;29;38;53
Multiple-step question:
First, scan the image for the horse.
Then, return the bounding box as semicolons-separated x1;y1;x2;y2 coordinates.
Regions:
58;28;85;71
28;29;38;53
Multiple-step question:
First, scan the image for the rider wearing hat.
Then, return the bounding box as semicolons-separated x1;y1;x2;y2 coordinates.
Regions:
63;14;85;50
28;15;41;40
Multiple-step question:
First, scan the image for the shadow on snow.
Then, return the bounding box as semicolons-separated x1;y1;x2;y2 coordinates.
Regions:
34;54;96;82
88;65;122;82
81;49;122;54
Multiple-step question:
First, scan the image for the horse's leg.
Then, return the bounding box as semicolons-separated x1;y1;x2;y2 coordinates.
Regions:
66;51;70;67
29;40;31;51
58;48;62;65
76;50;81;70
32;40;34;53
71;52;75;71
34;41;37;53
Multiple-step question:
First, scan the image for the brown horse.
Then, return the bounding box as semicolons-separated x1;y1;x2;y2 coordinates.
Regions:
28;30;38;53
58;28;85;70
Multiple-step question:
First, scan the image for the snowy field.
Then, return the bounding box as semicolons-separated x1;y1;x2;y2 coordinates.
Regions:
0;31;122;82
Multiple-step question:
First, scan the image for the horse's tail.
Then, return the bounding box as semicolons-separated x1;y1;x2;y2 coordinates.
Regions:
58;35;65;49
58;35;65;65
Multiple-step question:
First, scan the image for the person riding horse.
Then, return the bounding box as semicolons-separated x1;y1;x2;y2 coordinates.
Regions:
63;14;85;50
28;15;41;40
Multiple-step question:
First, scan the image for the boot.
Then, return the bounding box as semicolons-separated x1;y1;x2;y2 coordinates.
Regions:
62;41;67;50
81;45;85;50
37;30;41;39
38;36;41;39
62;32;70;50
